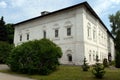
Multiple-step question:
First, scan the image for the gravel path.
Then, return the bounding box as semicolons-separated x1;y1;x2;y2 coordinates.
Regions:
0;64;35;80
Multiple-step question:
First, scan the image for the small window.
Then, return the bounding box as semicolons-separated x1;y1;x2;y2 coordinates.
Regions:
27;33;29;40
43;30;46;38
55;29;59;38
67;54;72;62
20;35;22;41
67;27;71;36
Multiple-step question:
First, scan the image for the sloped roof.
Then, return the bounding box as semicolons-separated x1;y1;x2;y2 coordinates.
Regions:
14;1;114;39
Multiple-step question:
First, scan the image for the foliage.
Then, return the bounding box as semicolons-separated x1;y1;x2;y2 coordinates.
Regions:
1;66;120;80
0;16;7;41
92;55;105;79
0;16;14;44
109;11;120;37
103;58;109;67
109;11;120;68
82;58;89;71
115;51;120;68
5;24;14;44
0;41;13;64
110;61;115;66
7;39;62;75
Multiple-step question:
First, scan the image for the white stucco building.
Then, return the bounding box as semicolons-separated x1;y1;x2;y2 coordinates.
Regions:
14;2;115;65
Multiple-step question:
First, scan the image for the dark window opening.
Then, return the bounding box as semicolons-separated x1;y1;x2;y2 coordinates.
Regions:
67;54;72;62
27;33;29;40
55;29;58;38
67;27;71;36
108;53;112;62
43;30;46;38
20;35;22;41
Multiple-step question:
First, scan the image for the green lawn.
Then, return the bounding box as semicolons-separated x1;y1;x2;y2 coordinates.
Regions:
0;65;120;80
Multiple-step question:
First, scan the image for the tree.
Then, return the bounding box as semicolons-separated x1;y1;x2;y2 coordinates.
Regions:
103;58;109;67
0;16;14;44
92;55;105;79
82;57;89;71
0;16;7;41
5;24;14;44
7;39;62;75
109;11;120;68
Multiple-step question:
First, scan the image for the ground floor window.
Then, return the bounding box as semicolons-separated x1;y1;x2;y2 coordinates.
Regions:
67;54;72;62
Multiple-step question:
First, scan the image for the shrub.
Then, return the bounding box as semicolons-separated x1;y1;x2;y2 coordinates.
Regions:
92;55;105;79
92;63;105;79
103;58;109;67
115;51;120;68
82;58;89;71
7;39;62;75
110;61;115;66
0;41;13;64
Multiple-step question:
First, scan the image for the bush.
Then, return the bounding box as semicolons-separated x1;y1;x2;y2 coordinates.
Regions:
92;63;105;79
110;61;115;66
82;58;89;71
0;41;13;64
92;55;105;79
7;39;62;75
115;51;120;68
103;58;109;67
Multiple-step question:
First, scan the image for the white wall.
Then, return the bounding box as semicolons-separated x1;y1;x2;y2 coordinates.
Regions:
14;6;115;65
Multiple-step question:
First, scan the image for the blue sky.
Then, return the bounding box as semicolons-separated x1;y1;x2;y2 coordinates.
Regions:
0;0;120;31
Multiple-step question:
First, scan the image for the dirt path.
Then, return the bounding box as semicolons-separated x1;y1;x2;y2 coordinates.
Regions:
0;64;35;80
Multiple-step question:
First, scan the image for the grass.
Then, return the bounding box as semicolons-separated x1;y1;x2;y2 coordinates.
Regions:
0;65;120;80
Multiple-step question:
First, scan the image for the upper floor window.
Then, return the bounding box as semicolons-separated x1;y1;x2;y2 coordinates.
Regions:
55;29;59;38
87;23;91;38
20;35;22;41
43;30;46;38
67;27;71;36
27;33;29;40
93;28;96;40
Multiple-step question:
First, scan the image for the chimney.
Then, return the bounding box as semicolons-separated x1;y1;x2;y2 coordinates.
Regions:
41;11;50;16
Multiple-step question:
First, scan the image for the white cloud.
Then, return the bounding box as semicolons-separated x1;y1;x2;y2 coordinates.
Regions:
10;0;26;7
110;0;120;4
93;0;120;15
7;0;74;23
0;1;7;8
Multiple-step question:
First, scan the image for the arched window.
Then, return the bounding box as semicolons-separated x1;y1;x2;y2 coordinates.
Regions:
67;54;72;62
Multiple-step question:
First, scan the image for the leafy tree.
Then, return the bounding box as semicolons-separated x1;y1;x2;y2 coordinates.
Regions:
115;51;120;68
7;39;62;75
109;11;120;68
5;24;14;44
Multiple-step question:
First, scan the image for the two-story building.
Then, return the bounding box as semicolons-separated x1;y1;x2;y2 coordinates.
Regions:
14;2;115;65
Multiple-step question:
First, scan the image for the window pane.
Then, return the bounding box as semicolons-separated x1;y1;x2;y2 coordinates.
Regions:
67;27;71;36
55;29;58;37
43;31;46;38
20;35;22;41
27;34;29;40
